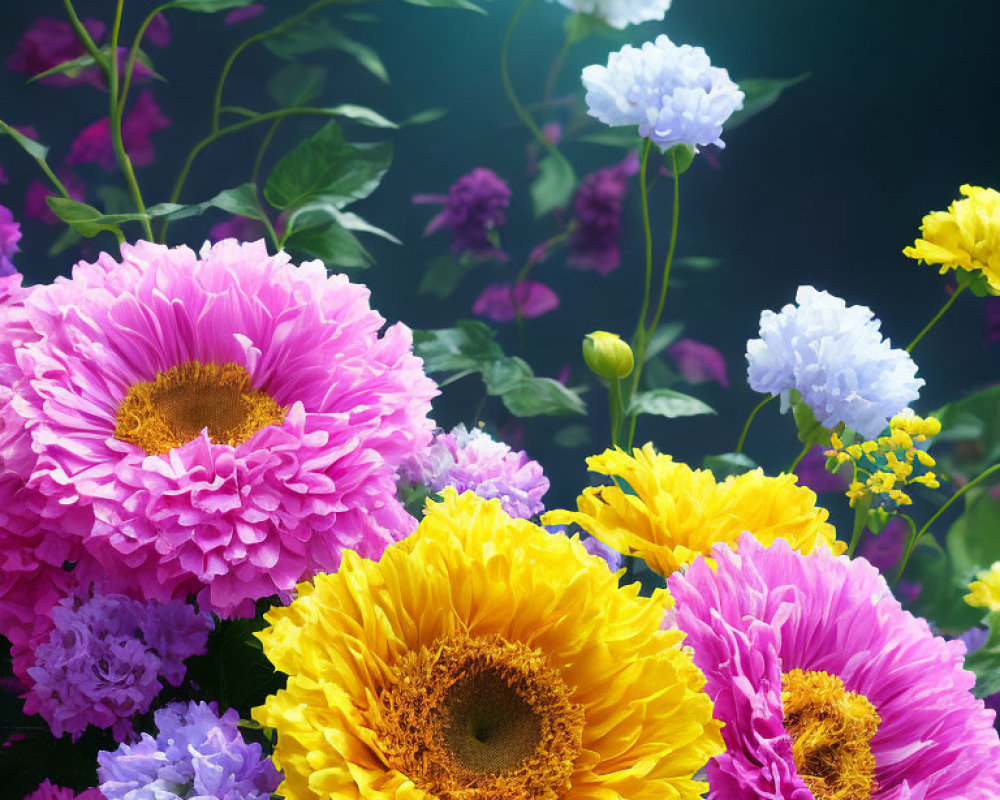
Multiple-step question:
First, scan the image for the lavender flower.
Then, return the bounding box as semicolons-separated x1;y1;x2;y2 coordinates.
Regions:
0;205;22;277
24;592;211;740
21;781;104;800
746;286;923;438
400;424;549;519
582;35;744;152
98;701;281;800
414;168;511;259
568;152;638;275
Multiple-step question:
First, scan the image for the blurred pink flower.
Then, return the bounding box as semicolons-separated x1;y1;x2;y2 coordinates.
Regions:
67;90;171;171
209;216;267;243
0;206;22;277
24;172;86;226
667;337;728;387
6;17;106;86
472;281;559;322
0;165;7;185
567;151;638;275
226;4;267;24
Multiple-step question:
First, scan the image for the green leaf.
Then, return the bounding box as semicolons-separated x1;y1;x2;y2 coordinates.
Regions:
396;0;486;14
554;424;591;448
0;120;48;161
171;0;258;11
665;143;696;175
564;12;616;43
577;126;642;149
530;152;576;218
324;104;398;129
946;492;1000;578
907;540;986;633
418;256;477;299
401;107;449;126
966;612;1000;698
790;391;833;448
284;220;372;269
28;46;161;83
642;357;681;390
46;227;82;257
264;17;389;83
148;184;266;223
725;73;811;131
934;385;1000;475
628;388;716;419
498;375;586;417
264;122;392;211
95;185;135;215
675;256;722;271
413;321;505;374
643;322;684;362
267;64;327;108
703;452;758;478
46;197;142;238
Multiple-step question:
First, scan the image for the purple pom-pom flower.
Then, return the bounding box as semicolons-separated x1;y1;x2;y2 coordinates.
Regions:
414;168;511;259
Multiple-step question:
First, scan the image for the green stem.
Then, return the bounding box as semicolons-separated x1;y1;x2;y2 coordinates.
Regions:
108;0;153;240
609;378;624;448
211;0;341;134
62;0;109;69
786;441;812;475
511;225;573;328
735;394;777;454
629;139;654;395
894;462;1000;580
119;3;175;117
847;492;873;557
160;106;346;241
906;284;968;353
251;120;282;187
542;28;572;104
0;122;71;198
646;149;681;337
500;0;558;154
889;514;918;584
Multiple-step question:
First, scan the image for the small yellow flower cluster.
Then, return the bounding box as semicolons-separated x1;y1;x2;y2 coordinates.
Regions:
826;414;942;507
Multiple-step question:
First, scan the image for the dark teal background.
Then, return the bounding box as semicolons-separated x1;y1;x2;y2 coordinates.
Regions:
1;0;998;508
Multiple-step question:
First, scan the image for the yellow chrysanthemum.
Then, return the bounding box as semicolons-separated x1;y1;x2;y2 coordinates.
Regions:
903;184;1000;293
252;489;723;800
542;443;842;577
965;562;1000;612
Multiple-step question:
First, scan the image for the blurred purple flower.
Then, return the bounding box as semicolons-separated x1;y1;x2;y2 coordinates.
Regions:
23;591;211;741
414;167;511;259
0;165;8;185
22;781;104;800
24;172;86;225
209;215;267;243
667;337;728;387
986;298;1000;346
857;516;921;602
67;90;171;171
472;280;559;322
0;205;22;277
794;445;851;493
226;4;268;24
6;17;106;86
567;151;638;275
145;13;171;48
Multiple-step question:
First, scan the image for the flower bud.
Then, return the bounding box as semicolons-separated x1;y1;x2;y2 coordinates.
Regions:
583;331;634;379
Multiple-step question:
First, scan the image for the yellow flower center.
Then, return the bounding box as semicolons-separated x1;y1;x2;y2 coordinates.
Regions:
782;669;880;800
375;633;585;800
114;361;286;455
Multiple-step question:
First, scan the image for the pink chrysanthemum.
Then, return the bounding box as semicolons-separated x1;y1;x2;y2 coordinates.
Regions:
0;240;437;616
668;534;1000;800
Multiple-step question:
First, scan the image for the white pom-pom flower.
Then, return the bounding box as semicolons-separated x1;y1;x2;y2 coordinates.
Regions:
582;34;744;152
746;286;924;439
548;0;672;29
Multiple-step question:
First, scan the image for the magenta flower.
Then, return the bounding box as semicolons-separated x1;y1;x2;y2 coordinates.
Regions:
472;280;559;322
567;151;639;275
225;3;267;24
667;337;728;387
209;215;267;243
0;165;8;185
6;17;106;86
669;534;1000;799
23;172;86;225
22;781;104;800
414;167;511;259
67;90;171;171
0;240;437;617
0;205;22;277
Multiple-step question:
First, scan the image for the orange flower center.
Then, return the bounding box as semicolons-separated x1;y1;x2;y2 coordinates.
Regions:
782;669;880;800
374;633;584;800
114;361;285;455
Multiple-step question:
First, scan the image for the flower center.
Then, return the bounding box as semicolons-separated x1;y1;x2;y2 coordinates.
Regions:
114;361;286;455
782;669;880;800
374;633;584;800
